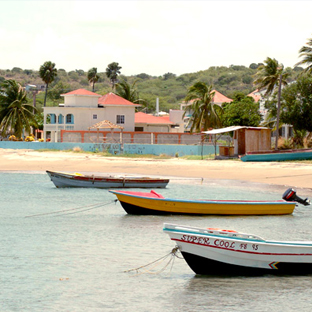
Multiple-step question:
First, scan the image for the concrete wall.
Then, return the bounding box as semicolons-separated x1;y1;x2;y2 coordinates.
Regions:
62;130;203;145
0;141;218;156
64;95;99;107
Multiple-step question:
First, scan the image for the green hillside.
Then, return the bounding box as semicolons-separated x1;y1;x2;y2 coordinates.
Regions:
0;64;303;113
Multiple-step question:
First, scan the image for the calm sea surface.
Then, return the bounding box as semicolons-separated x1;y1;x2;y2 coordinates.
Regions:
2;172;312;312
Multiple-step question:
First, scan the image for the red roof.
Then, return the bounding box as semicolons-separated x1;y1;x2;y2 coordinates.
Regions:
248;90;261;103
135;112;174;124
62;89;101;96
98;92;139;106
187;89;232;105
212;90;233;103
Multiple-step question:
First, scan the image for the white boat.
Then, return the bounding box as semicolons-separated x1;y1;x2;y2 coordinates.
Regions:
46;170;169;188
163;223;312;275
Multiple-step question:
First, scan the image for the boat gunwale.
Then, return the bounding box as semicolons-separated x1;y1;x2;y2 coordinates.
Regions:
47;170;169;183
109;190;295;206
163;225;312;247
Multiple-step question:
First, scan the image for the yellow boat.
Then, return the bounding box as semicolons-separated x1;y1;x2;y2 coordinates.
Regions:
109;188;309;215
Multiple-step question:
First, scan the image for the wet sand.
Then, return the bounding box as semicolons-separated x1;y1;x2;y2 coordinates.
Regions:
0;148;312;190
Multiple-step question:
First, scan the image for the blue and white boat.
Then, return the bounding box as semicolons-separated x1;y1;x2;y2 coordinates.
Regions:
163;223;312;276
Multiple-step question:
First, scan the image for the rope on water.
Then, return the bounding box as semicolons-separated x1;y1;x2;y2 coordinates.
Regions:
25;199;118;218
124;246;182;276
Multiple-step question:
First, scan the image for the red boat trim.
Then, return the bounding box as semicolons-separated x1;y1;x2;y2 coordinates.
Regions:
112;190;294;204
172;238;312;256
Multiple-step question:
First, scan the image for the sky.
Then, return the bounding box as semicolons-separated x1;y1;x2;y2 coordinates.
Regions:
1;0;312;77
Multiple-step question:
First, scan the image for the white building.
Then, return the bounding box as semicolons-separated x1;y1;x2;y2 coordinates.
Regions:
43;89;140;142
248;89;293;139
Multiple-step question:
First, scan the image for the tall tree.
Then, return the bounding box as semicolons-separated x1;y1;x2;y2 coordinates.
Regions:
87;67;100;92
222;93;261;127
115;79;139;102
183;82;222;133
280;74;312;144
105;62;122;90
115;79;147;110
295;36;312;74
39;61;57;107
0;80;37;138
253;57;288;149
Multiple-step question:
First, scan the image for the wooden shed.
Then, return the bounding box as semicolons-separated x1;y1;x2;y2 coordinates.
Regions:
203;126;272;157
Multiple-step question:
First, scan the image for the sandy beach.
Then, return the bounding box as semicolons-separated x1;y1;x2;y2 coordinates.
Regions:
1;148;312;191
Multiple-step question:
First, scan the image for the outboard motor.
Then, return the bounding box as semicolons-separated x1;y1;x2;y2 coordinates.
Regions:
283;188;311;206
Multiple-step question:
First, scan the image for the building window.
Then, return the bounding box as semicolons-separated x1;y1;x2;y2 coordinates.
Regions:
93;114;97;120
116;115;125;124
66;114;74;124
50;114;56;124
135;127;144;132
58;114;64;124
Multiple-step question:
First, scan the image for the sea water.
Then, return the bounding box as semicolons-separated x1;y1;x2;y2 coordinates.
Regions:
1;172;312;312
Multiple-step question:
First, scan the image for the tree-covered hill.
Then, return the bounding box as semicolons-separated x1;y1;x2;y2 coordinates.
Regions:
0;64;303;113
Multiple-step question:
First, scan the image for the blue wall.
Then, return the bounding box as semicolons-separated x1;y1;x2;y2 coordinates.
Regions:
0;141;218;156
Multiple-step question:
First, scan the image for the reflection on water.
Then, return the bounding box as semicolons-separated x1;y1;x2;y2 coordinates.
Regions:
1;172;312;312
174;275;312;311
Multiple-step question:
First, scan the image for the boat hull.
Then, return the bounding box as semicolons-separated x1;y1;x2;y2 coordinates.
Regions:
241;149;312;162
181;251;312;276
164;224;312;276
110;190;296;215
47;171;169;189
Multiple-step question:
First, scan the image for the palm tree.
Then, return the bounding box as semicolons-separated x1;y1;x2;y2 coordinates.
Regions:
115;79;147;111
183;82;222;133
87;67;100;92
39;61;57;107
105;62;122;90
254;57;288;149
295;36;312;74
115;79;141;102
0;79;37;138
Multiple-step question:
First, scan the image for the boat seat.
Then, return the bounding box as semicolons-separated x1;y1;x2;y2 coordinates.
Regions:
150;190;165;198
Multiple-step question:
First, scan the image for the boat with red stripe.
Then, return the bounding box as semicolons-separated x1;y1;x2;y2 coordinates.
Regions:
163;223;312;275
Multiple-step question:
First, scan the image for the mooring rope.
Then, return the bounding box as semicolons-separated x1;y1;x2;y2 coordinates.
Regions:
124;246;182;276
25;199;118;218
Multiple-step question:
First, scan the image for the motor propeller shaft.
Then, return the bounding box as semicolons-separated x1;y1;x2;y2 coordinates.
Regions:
283;188;311;206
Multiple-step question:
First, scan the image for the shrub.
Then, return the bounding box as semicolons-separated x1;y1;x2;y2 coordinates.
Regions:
73;146;83;152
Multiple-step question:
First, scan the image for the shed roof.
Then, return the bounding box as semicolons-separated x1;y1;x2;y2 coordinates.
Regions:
203;126;269;135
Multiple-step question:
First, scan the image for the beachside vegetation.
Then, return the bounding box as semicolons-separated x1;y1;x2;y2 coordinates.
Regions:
296;36;312;74
222;92;261;127
106;62;122;90
254;57;289;149
183;82;222;133
87;67;100;92
0;64;303;113
115;79;143;106
39;61;58;107
0;35;311;145
0;79;37;138
280;74;312;147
